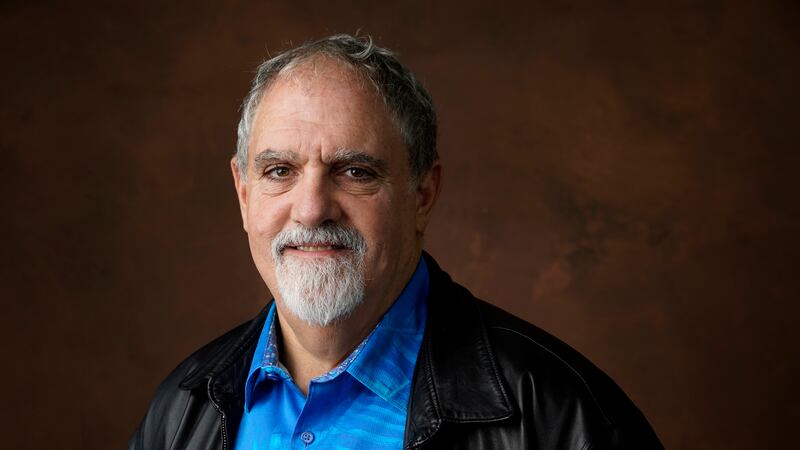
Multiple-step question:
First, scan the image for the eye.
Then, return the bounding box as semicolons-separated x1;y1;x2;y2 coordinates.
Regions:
264;166;292;179
346;167;368;178
344;167;373;181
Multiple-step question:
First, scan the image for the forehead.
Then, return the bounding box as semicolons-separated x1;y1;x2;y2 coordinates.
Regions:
248;57;403;158
278;55;372;97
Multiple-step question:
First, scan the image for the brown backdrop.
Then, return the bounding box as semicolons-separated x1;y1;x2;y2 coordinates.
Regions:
1;1;798;449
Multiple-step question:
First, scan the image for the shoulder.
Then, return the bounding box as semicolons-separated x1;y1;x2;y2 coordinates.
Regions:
478;299;621;412
474;298;662;449
127;311;267;450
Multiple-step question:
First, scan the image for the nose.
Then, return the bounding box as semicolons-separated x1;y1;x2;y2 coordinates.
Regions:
289;171;342;228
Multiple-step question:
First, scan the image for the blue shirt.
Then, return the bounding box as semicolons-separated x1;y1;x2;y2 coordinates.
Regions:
234;258;429;450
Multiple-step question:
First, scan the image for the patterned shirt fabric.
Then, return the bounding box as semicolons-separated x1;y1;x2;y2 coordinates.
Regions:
234;258;429;450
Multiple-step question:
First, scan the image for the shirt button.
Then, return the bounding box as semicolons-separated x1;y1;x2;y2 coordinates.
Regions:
300;431;315;445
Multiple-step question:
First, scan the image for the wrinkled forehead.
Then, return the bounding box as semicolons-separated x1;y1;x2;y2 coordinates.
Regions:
248;56;407;166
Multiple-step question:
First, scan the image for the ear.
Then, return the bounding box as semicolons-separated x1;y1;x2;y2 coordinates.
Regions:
231;156;249;232
415;161;442;234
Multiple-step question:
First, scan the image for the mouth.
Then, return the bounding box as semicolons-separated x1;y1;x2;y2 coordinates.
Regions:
271;224;366;262
284;243;347;254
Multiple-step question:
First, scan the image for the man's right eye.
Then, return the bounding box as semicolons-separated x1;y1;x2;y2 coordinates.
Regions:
265;166;292;179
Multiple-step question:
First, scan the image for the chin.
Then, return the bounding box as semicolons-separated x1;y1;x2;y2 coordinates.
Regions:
274;248;366;327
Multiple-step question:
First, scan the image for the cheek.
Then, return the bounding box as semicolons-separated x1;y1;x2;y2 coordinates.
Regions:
357;196;416;254
245;207;282;275
247;196;288;237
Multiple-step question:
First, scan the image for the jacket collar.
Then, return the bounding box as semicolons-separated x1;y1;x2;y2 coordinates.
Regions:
179;305;269;415
404;253;514;447
178;252;514;445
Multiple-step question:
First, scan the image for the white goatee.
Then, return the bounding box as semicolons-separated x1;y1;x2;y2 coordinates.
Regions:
271;224;367;326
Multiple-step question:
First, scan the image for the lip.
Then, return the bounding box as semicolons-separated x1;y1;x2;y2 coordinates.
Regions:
283;243;347;257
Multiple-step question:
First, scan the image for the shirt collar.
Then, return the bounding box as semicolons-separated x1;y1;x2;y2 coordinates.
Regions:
244;257;429;411
346;257;429;411
243;303;280;410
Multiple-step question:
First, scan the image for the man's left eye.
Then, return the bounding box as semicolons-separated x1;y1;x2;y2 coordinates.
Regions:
346;167;369;178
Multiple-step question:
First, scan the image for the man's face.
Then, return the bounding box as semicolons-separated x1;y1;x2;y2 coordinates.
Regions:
232;58;437;325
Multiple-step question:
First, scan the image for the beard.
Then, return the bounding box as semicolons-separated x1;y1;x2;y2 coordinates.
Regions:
270;223;368;327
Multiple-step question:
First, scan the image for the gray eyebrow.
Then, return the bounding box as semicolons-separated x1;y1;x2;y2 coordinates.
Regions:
253;149;301;165
252;148;388;173
330;148;388;172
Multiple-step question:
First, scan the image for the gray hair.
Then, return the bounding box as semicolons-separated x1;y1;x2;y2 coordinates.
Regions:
235;34;438;184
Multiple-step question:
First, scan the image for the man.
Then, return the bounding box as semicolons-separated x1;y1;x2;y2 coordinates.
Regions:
128;35;663;449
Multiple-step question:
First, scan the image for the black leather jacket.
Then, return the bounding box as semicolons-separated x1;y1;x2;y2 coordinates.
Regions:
128;255;663;449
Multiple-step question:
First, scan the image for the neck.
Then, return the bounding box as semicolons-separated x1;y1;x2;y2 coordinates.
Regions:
274;306;374;395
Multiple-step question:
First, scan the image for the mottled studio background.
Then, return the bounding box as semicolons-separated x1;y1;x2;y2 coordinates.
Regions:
1;1;798;449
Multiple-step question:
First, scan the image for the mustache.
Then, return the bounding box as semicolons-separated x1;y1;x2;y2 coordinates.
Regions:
271;223;367;260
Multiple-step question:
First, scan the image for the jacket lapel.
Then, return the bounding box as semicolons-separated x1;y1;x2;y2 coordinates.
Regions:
405;254;515;448
179;305;269;415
